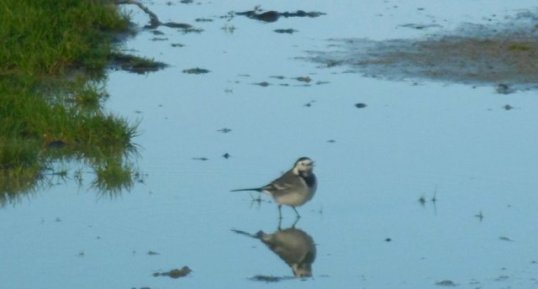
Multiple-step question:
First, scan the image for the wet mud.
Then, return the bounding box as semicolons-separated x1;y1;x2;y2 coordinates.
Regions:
307;9;538;93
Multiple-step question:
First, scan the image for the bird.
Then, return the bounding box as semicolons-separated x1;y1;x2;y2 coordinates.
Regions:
231;157;317;219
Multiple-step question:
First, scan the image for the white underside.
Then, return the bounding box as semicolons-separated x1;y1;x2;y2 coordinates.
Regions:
264;187;315;206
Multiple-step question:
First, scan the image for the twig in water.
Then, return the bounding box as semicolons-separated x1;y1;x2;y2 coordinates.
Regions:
116;0;161;28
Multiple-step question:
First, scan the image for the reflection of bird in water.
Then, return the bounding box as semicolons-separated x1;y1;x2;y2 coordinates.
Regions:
232;227;316;278
231;157;317;219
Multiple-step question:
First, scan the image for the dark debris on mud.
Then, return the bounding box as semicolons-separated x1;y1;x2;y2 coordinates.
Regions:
274;28;298;34
183;67;210;74
398;23;442;30
234;7;325;23
499;236;514;242
435;280;458;287
306;9;538;93
192;157;208;161
153;266;192;279
246;75;327;87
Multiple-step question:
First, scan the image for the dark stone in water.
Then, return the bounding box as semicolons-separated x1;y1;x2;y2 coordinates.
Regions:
503;104;513;110
254;81;270;87
496;83;515;94
296;76;311;83
355;103;367;108
256;11;280;22
163;22;192;29
274;28;297;34
235;10;279;22
435;280;457;287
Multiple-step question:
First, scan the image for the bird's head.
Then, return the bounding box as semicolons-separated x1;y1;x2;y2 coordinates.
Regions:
293;157;314;175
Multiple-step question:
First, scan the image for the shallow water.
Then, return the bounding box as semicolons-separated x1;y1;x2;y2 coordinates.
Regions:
3;1;538;288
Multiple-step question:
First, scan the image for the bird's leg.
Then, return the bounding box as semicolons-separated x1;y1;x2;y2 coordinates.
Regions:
278;205;283;220
291;214;300;228
292;206;301;219
248;192;263;209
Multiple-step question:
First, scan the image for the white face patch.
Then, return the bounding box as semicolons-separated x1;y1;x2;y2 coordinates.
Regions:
295;158;314;173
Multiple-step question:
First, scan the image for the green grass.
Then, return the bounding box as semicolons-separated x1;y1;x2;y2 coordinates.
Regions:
109;52;167;74
507;42;533;52
93;159;135;194
0;0;140;201
0;0;129;76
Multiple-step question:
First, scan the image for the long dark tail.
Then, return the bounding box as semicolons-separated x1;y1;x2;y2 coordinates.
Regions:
230;187;263;192
231;228;261;239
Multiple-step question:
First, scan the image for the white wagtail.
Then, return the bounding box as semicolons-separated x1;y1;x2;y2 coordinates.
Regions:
231;157;317;219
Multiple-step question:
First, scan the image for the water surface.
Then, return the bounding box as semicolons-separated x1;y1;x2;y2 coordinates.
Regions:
2;1;538;288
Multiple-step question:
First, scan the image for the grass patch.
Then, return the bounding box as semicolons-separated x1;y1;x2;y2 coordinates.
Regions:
507;42;533;52
109;52;167;74
93;159;135;194
0;0;129;77
0;0;142;203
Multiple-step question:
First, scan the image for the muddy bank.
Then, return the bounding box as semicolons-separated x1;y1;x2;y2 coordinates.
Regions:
306;9;538;93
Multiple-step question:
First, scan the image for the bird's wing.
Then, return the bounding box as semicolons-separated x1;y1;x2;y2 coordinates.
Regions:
263;170;302;195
